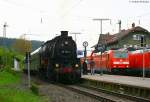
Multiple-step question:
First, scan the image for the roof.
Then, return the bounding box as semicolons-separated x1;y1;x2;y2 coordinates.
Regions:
97;26;149;46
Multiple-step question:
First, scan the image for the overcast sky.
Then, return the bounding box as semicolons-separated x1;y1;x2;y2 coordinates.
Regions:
0;0;150;50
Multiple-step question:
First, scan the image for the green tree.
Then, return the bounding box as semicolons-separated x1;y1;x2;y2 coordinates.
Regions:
12;38;32;55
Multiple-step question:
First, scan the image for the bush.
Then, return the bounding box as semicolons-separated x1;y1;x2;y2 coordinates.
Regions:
0;47;24;71
2;65;20;76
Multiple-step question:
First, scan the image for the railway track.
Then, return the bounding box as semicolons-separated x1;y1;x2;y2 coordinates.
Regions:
76;84;150;102
55;83;150;102
31;77;124;102
28;74;150;102
62;84;132;102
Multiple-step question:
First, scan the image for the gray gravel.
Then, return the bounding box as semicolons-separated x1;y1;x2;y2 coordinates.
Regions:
38;84;100;102
21;73;100;102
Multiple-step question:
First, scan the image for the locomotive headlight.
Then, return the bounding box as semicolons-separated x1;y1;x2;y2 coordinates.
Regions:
65;41;68;45
123;62;129;64
113;62;119;64
61;50;64;53
75;64;79;68
55;64;59;67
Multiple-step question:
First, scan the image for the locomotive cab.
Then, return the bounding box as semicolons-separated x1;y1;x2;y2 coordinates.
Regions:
110;50;130;74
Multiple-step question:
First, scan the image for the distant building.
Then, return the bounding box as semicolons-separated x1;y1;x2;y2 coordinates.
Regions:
94;25;150;51
13;57;20;71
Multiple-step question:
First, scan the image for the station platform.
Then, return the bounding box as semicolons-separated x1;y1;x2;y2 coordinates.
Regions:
82;74;150;89
81;74;150;99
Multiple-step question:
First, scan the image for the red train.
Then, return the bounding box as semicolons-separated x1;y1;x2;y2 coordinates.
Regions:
81;49;130;74
129;49;150;76
81;49;150;76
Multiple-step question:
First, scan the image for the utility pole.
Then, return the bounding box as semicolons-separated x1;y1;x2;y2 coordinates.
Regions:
20;33;40;53
140;35;145;79
3;22;8;38
70;32;81;43
20;34;31;53
93;18;111;75
3;22;8;65
117;20;121;32
93;18;111;35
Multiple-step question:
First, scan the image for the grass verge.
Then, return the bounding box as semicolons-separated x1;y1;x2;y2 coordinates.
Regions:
0;88;45;102
0;70;20;85
0;70;48;102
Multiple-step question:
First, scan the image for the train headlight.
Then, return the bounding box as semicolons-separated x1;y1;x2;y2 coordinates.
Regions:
75;64;79;68
123;62;129;64
65;41;68;45
113;62;119;64
61;50;64;53
55;64;59;67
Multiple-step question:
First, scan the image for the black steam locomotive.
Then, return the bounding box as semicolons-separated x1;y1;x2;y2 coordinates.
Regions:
26;31;81;83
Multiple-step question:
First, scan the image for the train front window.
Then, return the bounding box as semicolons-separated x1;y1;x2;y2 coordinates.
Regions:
113;51;127;58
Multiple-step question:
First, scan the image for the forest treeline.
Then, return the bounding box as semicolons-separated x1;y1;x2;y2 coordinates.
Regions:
0;37;43;70
0;37;44;54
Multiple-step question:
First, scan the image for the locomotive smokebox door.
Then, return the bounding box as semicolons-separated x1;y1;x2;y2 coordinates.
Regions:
61;31;68;36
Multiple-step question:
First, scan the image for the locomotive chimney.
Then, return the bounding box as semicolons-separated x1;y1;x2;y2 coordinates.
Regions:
61;31;68;36
132;23;135;28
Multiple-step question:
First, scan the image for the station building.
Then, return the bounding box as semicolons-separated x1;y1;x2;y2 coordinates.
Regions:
94;24;150;51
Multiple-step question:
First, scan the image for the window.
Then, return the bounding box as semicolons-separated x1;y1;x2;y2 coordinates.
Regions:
113;51;128;58
133;34;144;40
123;45;127;48
133;35;137;40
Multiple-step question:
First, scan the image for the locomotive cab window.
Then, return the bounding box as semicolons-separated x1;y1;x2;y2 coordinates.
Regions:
113;51;127;58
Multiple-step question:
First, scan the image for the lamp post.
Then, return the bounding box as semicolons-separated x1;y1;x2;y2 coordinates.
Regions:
140;35;145;79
